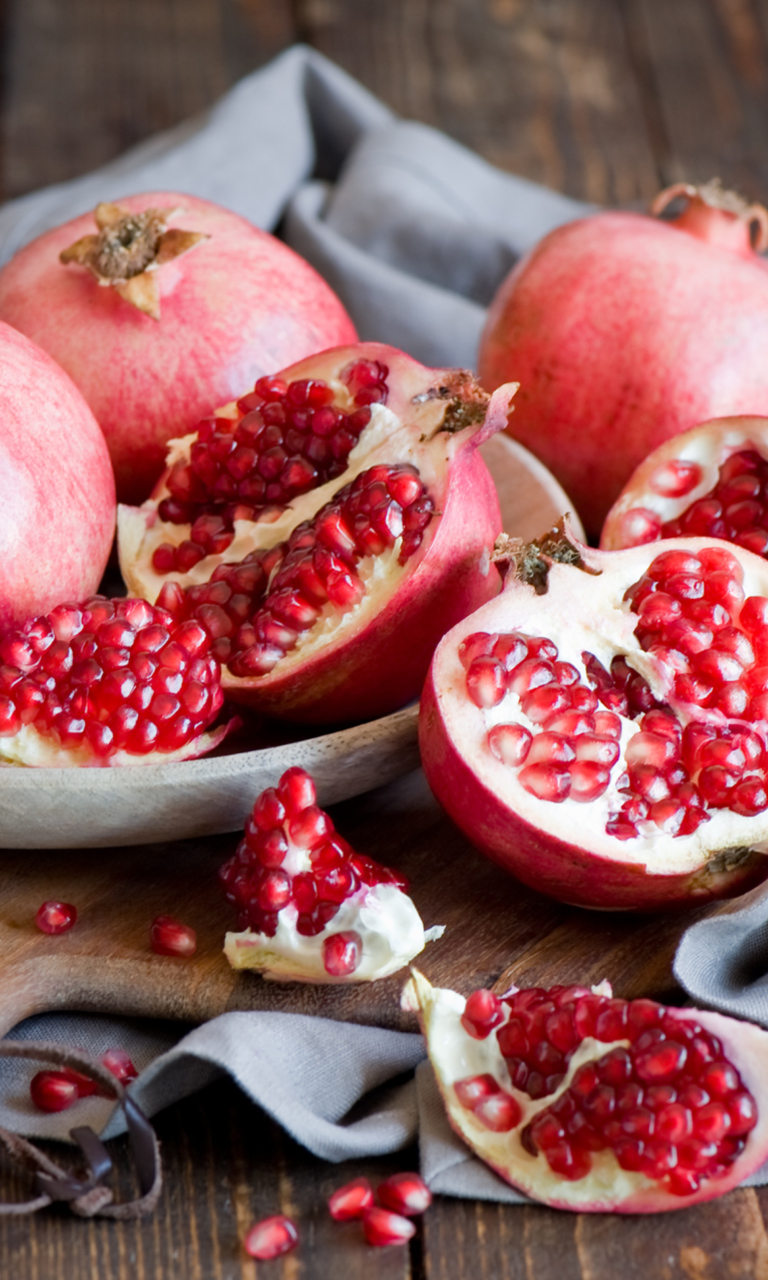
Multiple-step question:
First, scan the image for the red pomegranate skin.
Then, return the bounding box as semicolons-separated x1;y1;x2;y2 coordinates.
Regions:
478;196;768;539
0;322;115;628
0;192;358;505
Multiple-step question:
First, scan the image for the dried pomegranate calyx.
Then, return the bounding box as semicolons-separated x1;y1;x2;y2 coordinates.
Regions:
60;201;209;319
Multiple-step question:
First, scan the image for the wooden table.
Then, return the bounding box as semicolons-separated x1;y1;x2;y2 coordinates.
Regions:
4;2;768;1276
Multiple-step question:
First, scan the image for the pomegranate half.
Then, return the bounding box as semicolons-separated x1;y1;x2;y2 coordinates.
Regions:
0;194;357;504
420;527;768;909
601;416;768;558
119;343;517;723
220;767;442;981
0;322;115;629
478;182;768;539
406;970;768;1211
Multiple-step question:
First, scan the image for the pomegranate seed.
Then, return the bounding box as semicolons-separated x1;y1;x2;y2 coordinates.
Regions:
461;989;503;1038
377;1172;432;1216
488;722;532;765
101;1047;138;1086
149;915;197;957
328;1177;374;1221
474;1092;522;1131
518;763;571;802
454;1074;500;1109
362;1206;416;1247
650;460;702;497
323;931;362;977
243;1214;298;1260
30;1071;79;1113
35;900;77;934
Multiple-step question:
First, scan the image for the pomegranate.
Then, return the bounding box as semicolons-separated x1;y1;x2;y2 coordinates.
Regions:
0;194;358;504
406;970;768;1211
478;181;768;538
0;594;227;767
601;416;768;557
120;343;516;724
420;525;768;909
0;322;115;629
220;766;443;982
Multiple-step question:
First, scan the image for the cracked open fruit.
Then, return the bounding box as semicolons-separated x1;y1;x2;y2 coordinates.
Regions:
601;416;768;557
0;193;358;503
406;971;768;1211
420;526;768;909
220;767;442;981
0;595;227;766
120;343;516;723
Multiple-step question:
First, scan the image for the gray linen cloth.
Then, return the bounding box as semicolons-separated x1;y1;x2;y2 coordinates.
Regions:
0;43;764;1203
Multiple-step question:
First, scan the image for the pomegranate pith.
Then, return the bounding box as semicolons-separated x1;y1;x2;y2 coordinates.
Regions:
120;343;517;724
408;971;768;1212
221;767;441;982
0;594;227;768
420;529;768;909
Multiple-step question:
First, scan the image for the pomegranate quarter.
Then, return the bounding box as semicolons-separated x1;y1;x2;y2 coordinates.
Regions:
420;527;768;909
220;767;443;982
407;971;768;1212
119;343;517;723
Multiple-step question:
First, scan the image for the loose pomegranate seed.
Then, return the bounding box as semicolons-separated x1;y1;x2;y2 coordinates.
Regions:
377;1172;432;1216
328;1177;374;1221
101;1047;138;1086
323;930;362;977
149;915;197;957
30;1071;79;1113
362;1205;417;1247
243;1214;298;1260
35;900;77;934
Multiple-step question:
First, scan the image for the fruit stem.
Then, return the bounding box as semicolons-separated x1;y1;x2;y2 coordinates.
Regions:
651;180;768;255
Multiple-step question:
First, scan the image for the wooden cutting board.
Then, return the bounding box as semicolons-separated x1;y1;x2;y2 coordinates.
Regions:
0;768;761;1037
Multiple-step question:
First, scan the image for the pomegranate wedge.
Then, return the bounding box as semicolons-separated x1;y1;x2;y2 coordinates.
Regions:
119;343;516;723
406;970;768;1212
0;595;227;766
420;528;768;909
220;767;442;982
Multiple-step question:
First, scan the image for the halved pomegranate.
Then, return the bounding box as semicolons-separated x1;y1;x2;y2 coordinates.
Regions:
406;970;768;1211
0;594;227;766
420;526;768;909
601;416;768;556
119;343;516;723
219;767;442;982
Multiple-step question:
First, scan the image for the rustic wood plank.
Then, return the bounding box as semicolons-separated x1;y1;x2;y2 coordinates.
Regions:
0;0;296;200
297;0;659;203
624;0;768;204
0;1080;418;1279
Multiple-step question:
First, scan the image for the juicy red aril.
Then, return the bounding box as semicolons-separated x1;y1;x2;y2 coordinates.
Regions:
0;597;222;760
220;767;406;941
30;1071;79;1113
35;900;77;934
101;1047;138;1086
149;915;197;957
328;1177;374;1221
243;1214;299;1260
154;363;389;572
651;450;768;557
362;1206;417;1247
461;988;504;1038
377;1172;432;1216
470;984;758;1196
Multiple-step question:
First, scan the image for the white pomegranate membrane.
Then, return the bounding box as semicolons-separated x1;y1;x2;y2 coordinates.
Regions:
220;767;441;982
463;545;768;841
0;595;224;766
407;971;768;1211
612;447;768;556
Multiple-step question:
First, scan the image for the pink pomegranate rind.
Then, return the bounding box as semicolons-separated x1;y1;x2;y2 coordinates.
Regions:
0;193;358;504
120;344;517;724
478;183;768;539
0;322;115;629
407;971;768;1212
419;531;768;910
601;416;768;556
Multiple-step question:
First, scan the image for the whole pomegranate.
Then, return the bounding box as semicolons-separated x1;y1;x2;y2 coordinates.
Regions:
420;526;768;910
478;182;768;539
0;322;115;628
0;194;357;504
601;415;768;557
407;970;768;1211
119;343;517;724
